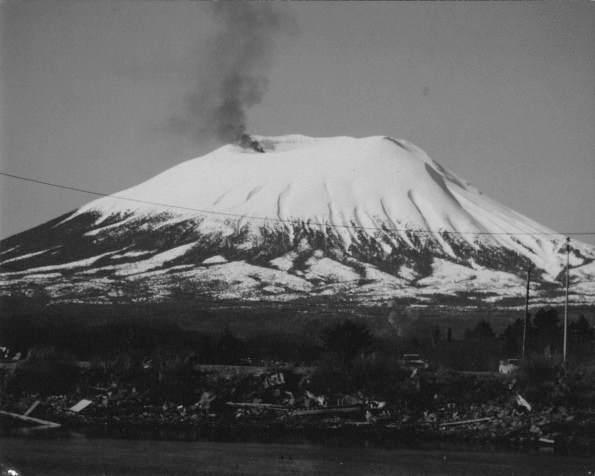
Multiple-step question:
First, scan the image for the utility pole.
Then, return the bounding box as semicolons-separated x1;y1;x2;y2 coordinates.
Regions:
522;265;532;360
563;237;570;362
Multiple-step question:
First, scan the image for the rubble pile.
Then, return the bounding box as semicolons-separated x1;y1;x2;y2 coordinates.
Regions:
2;362;595;454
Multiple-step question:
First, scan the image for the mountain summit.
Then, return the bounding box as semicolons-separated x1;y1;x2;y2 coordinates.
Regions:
1;135;594;307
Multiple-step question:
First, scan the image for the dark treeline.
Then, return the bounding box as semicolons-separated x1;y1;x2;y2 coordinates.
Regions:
1;301;593;372
430;308;594;370
0;315;321;365
499;308;594;358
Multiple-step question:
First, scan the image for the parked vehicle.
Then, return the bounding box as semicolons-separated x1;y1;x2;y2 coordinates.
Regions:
498;358;520;375
400;353;429;370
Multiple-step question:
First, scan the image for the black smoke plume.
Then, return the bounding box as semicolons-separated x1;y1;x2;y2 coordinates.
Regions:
173;2;295;145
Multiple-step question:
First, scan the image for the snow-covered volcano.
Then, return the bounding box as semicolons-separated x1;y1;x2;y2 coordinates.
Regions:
1;135;594;307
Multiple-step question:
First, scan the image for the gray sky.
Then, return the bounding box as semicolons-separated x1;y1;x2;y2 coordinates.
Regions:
1;1;594;244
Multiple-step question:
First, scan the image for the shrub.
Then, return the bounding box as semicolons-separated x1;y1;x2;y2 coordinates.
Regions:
349;353;409;398
320;320;373;366
309;353;353;395
309;351;410;399
7;348;80;396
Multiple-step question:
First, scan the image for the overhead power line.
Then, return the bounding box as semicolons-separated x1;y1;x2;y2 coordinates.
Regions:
1;170;594;238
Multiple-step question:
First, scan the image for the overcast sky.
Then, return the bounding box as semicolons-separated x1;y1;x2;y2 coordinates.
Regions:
1;1;594;244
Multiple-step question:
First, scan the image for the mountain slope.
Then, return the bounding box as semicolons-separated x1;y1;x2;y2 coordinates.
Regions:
1;135;594;307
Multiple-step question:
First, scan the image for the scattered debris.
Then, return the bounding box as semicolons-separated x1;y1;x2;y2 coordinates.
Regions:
0;463;22;476
1;359;593;454
283;391;296;406
515;394;532;412
305;390;327;408
538;437;555;445
365;409;376;423
366;400;386;410
263;372;285;389
197;391;216;412
69;399;93;413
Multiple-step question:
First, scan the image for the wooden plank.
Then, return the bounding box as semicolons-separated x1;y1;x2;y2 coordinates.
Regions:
69;399;93;413
440;417;492;427
23;400;40;416
291;406;361;417
0;410;61;429
225;402;287;410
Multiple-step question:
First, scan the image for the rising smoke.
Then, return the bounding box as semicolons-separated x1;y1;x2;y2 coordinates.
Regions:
173;2;295;145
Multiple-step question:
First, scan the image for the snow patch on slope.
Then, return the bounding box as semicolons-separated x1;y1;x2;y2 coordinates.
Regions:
361;263;408;285
202;255;228;265
173;261;312;294
417;258;523;292
0;248;52;265
270;251;298;272
304;251;360;282
1;250;121;275
115;243;196;276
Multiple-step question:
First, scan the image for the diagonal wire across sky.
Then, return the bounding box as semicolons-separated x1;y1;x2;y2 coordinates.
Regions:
1;171;594;238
